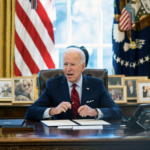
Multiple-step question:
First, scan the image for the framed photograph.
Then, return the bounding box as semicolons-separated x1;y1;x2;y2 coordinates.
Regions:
0;78;12;101
108;86;127;104
125;76;148;100
108;75;125;86
137;79;150;103
12;77;34;104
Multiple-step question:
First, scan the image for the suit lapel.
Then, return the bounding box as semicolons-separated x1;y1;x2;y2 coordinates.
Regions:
60;75;71;103
81;74;90;106
60;75;73;119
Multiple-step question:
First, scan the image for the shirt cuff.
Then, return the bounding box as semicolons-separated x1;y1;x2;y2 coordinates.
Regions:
95;108;104;119
43;108;53;119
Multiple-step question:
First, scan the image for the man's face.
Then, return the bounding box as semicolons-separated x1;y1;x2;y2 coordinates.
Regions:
63;51;85;83
127;80;132;87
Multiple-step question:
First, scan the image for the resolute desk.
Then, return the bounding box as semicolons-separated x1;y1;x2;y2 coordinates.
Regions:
0;120;150;150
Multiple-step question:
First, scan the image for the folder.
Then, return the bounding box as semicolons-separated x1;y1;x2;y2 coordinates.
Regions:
41;120;77;126
73;119;110;125
41;119;110;127
0;119;25;126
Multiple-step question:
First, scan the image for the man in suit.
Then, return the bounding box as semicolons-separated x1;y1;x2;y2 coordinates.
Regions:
25;46;123;121
126;80;136;97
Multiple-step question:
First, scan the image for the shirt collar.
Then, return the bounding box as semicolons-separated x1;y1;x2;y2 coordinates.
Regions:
67;74;83;88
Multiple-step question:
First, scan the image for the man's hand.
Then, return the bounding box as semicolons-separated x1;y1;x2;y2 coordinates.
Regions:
78;105;98;117
49;102;71;116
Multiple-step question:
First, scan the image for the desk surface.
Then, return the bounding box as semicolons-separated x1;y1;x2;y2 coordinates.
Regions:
0;105;138;119
0;120;150;150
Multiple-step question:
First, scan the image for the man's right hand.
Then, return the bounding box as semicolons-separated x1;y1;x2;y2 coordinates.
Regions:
49;102;71;116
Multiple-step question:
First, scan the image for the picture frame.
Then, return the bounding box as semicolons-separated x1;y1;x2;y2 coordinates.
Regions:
33;74;39;101
0;78;12;102
137;79;150;103
12;77;34;104
108;86;127;104
108;75;125;86
125;76;148;100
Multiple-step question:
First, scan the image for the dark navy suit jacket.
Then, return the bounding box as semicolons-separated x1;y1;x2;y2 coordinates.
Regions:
25;74;123;120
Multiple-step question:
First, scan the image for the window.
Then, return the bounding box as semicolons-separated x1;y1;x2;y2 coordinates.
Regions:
53;0;114;75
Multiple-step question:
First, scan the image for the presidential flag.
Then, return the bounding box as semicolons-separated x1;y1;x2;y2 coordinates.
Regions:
15;0;55;76
113;0;150;78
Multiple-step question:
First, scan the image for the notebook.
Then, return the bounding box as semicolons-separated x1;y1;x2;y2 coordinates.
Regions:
0;119;25;126
41;120;77;126
73;119;110;125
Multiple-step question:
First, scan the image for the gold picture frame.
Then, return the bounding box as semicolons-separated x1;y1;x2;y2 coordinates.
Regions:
0;78;12;102
137;79;150;104
12;77;34;104
33;74;39;101
108;86;127;104
108;75;125;86
125;76;148;100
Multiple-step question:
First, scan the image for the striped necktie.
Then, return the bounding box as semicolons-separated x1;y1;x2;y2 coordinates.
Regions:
71;84;80;119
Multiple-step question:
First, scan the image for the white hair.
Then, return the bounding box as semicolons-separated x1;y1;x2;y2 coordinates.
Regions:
63;47;86;64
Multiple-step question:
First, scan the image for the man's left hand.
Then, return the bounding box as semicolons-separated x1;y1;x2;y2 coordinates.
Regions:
78;105;98;117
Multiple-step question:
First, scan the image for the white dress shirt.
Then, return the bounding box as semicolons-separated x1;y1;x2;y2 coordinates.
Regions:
43;75;104;119
129;86;133;94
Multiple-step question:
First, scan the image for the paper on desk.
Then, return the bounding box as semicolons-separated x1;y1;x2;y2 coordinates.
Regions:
41;120;77;126
73;125;103;130
57;126;73;129
73;119;110;125
57;125;103;130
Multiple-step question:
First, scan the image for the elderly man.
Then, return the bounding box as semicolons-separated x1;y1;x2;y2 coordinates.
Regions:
127;80;136;97
25;47;123;121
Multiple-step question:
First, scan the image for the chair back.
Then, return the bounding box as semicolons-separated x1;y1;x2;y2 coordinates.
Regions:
38;68;108;96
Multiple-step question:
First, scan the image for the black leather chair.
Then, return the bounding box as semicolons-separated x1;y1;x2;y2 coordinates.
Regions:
37;68;108;97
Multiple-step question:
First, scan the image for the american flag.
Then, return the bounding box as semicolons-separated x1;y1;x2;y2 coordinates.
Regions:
15;0;55;76
119;4;135;31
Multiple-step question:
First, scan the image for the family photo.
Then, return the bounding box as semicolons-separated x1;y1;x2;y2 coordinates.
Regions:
13;79;34;102
108;89;123;101
143;86;150;98
0;81;12;99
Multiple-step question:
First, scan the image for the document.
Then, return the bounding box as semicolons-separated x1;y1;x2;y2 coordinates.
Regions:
57;125;103;130
73;125;103;130
73;119;110;125
41;120;77;126
57;126;73;129
41;119;110;127
0;119;25;126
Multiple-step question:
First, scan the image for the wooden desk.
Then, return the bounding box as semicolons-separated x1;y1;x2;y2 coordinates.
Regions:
0;120;150;150
0;105;139;119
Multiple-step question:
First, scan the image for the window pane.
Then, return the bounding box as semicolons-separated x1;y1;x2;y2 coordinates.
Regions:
56;47;98;68
102;0;114;44
58;48;65;68
53;0;67;44
71;0;100;44
103;47;113;75
86;48;98;68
